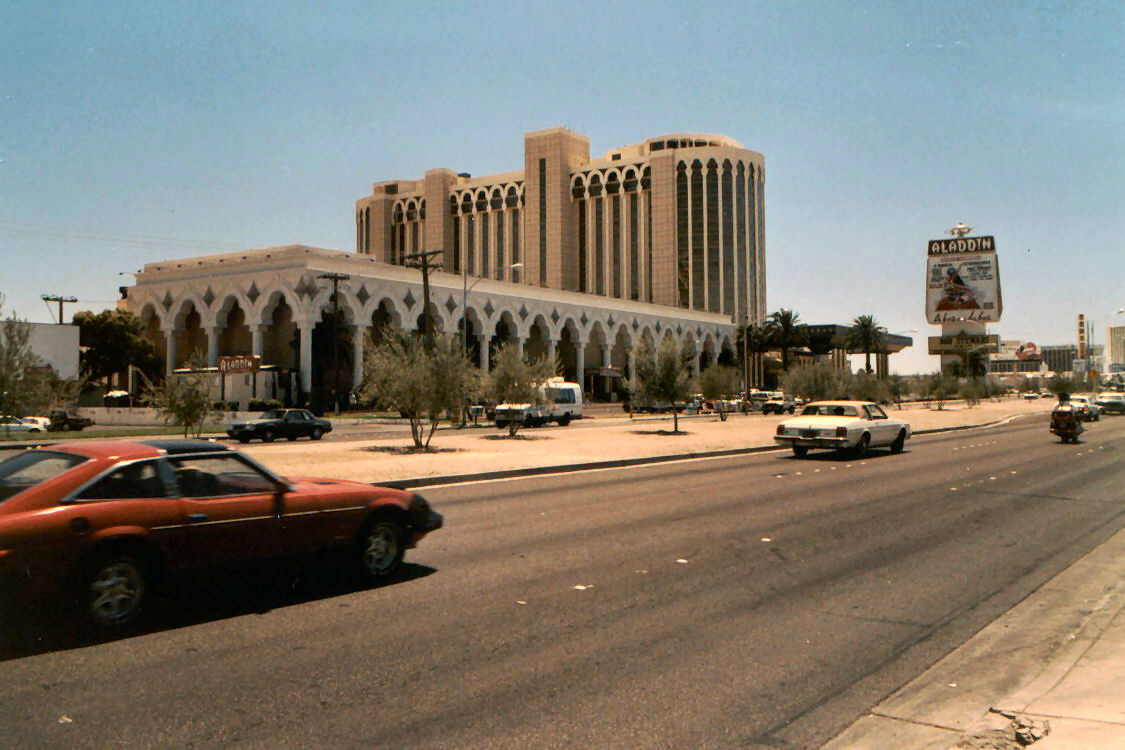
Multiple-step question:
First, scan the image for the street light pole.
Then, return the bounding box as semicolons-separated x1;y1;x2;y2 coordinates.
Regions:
318;272;351;416
462;262;523;355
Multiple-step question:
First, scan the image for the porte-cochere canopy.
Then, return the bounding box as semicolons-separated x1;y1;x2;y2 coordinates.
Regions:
126;245;736;403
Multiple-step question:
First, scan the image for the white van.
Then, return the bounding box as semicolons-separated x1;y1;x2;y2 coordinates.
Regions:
495;378;583;428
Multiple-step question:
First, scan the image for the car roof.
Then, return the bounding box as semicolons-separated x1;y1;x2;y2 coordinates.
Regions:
45;439;232;461
804;400;877;407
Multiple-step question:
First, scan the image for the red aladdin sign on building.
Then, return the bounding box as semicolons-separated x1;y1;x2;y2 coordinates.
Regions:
218;355;260;374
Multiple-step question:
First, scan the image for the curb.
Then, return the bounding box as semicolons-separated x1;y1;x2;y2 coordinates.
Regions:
382;413;1032;489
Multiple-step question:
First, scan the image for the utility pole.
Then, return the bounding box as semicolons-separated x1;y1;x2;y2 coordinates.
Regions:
317;273;351;416
403;250;443;349
41;294;78;324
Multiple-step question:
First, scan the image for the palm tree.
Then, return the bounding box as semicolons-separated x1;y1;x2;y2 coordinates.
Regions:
845;315;887;374
735;321;773;390
768;309;805;372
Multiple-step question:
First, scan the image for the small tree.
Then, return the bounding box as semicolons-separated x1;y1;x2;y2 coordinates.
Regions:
780;362;845;402
0;296;47;418
144;352;214;437
1047;374;1082;397
485;342;557;437
631;337;694;434
886;374;909;408
73;309;161;386
847;370;893;403
923;373;958;410
361;333;475;448
698;364;740;421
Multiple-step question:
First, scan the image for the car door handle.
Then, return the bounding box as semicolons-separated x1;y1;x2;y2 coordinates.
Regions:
187;513;209;523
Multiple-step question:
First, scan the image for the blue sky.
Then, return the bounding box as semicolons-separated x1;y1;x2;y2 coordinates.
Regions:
2;0;1122;373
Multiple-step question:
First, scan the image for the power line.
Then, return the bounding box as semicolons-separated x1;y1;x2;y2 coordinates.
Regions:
41;294;78;324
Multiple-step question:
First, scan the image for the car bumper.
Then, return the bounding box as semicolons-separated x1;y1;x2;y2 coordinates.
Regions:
774;435;850;449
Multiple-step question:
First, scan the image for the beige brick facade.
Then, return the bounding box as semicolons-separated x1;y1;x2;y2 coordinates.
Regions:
356;128;767;324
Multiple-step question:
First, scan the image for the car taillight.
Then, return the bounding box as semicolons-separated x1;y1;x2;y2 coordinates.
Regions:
836;426;848;438
776;425;786;435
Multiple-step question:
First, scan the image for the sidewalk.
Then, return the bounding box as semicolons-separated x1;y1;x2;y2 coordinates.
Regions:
824;526;1125;749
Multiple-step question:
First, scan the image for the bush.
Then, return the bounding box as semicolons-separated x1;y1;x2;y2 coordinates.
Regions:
211;401;238;412
248;399;283;411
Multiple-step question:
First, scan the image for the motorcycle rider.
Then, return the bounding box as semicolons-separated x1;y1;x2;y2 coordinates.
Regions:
1051;392;1084;442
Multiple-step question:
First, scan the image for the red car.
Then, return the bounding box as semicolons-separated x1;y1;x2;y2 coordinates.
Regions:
0;439;442;627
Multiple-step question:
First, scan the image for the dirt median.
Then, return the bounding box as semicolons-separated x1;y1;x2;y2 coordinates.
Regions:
243;399;1055;484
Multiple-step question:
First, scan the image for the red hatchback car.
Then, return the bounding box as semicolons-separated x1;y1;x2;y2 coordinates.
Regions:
0;439;442;627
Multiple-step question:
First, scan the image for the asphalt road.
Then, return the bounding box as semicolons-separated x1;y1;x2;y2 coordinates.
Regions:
2;415;1122;749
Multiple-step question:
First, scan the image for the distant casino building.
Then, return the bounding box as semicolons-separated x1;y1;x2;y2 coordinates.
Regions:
126;129;770;408
356;128;766;321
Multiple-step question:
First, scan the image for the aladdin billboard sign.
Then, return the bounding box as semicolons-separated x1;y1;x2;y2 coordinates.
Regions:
925;235;1003;324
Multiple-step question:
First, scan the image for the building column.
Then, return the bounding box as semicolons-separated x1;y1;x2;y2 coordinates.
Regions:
627;349;636;383
513;335;524;361
298;319;316;395
877;351;890;379
600;344;611;368
205;327;220;367
690;343;701;376
546;337;558;362
477;334;490;374
162;327;180;377
353;325;369;389
251;325;265;358
576;339;587;391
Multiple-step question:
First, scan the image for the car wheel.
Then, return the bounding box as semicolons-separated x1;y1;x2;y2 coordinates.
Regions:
83;553;148;627
311;427;323;440
792;445;808;458
287;434;297;441
237;436;250;444
356;518;405;580
890;430;906;454
263;429;275;443
851;434;870;459
557;415;570;427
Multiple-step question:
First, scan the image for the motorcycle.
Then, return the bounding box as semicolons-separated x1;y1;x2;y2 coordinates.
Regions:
1050;407;1084;443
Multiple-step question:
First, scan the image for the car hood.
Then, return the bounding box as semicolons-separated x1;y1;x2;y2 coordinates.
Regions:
230;419;280;428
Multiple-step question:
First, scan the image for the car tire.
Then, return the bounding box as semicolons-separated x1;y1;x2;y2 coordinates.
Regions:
792;445;808;458
263;429;275;443
287;434;297;441
851;434;870;459
355;517;405;580
557;415;570;427
311;427;323;440
890;430;906;454
82;552;149;627
238;436;250;444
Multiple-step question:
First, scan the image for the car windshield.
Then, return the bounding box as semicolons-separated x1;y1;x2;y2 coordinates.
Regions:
0;450;88;503
260;410;286;419
801;404;858;417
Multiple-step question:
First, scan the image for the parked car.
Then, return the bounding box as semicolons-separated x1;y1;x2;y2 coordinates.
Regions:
21;416;50;430
495;379;583;428
0;439;443;626
1068;395;1100;421
0;416;45;434
774;400;912;458
1094;391;1125;415
48;410;94;431
226;409;332;443
761;396;799;414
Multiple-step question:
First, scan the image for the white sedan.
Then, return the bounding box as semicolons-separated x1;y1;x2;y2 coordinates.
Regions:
0;416;46;434
774;400;911;458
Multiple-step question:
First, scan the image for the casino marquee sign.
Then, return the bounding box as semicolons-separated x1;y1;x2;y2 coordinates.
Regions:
925;235;1003;324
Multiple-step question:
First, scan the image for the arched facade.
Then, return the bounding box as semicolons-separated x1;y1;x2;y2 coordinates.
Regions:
127;245;735;408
